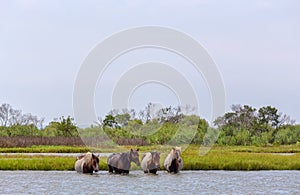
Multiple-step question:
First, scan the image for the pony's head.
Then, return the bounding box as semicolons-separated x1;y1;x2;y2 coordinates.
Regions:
172;147;181;162
91;153;99;172
129;149;140;166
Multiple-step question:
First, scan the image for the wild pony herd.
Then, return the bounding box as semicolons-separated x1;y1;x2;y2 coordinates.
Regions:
74;147;183;175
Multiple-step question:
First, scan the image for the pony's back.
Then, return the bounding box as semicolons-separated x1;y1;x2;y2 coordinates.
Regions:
163;153;172;170
74;158;82;172
107;149;140;174
75;152;91;173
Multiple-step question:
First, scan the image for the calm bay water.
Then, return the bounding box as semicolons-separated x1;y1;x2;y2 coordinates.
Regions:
0;170;299;194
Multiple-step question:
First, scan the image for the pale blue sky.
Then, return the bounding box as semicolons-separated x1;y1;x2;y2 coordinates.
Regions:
1;0;299;124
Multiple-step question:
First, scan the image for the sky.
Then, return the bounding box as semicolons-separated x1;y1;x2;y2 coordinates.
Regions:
0;0;299;125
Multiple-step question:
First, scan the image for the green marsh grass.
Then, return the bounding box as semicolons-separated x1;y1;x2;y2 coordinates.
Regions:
0;145;300;170
0;156;75;170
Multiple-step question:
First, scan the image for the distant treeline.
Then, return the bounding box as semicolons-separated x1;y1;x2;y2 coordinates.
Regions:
0;103;299;146
0;136;85;148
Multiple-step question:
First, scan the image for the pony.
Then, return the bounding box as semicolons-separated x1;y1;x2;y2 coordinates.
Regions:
74;152;99;174
141;152;160;174
107;149;140;174
164;147;183;174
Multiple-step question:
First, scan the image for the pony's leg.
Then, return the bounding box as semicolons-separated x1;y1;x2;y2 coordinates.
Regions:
168;159;179;173
170;166;178;173
114;168;120;174
120;169;129;174
108;165;113;173
149;169;157;174
170;165;179;174
82;163;90;174
164;165;170;173
82;166;93;174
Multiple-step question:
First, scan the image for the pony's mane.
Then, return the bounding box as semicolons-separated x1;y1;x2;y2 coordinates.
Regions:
85;152;92;159
143;152;152;162
150;152;159;159
119;151;130;162
168;147;181;159
174;147;181;152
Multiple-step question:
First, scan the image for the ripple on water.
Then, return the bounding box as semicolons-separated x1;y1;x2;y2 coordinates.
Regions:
0;171;299;194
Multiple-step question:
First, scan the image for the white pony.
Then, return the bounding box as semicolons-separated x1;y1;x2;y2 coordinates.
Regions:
141;152;160;174
164;147;183;173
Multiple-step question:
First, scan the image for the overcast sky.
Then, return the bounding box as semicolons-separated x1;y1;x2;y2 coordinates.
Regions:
1;0;299;125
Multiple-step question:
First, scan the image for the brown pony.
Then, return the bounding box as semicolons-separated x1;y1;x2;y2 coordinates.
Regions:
141;152;160;174
74;152;99;174
107;149;140;174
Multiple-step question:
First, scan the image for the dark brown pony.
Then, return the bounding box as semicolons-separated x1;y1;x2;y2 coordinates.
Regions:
74;152;99;174
141;152;160;174
107;149;140;174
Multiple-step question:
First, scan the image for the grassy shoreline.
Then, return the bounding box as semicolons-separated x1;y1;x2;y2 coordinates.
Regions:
0;145;300;171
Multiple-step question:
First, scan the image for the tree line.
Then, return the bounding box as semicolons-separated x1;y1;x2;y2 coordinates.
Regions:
214;104;299;145
0;103;299;146
0;103;77;137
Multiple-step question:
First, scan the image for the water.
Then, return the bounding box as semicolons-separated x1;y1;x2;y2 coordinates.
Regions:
0;171;299;194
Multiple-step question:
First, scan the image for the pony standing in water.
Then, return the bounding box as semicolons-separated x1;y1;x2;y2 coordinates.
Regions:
164;147;183;174
74;152;99;174
141;152;160;174
107;149;140;174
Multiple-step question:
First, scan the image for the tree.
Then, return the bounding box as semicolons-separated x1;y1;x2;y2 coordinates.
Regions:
0;103;44;130
214;104;296;145
138;103;154;123
0;103;15;127
214;104;257;134
115;113;131;127
258;106;280;128
155;105;185;124
232;104;257;130
103;114;119;128
45;116;78;137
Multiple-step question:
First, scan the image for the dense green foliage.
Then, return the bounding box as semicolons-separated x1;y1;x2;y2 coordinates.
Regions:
78;114;208;146
215;105;300;146
43;116;78;137
0;103;299;146
0;115;78;137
